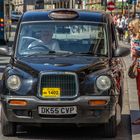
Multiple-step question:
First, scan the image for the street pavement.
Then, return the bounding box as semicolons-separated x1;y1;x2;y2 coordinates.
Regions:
120;41;140;140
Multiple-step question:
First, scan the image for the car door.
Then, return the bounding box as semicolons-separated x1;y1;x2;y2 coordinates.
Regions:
110;23;124;93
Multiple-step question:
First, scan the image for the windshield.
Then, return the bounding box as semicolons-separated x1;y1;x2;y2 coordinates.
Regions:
16;21;108;57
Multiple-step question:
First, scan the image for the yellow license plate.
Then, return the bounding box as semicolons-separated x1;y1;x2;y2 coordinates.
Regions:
42;88;60;98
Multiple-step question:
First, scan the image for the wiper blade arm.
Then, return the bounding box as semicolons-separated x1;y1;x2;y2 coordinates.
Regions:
24;50;74;57
76;52;93;55
95;53;107;57
24;51;57;57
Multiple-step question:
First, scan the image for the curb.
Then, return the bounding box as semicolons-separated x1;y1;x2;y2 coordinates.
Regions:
119;40;140;140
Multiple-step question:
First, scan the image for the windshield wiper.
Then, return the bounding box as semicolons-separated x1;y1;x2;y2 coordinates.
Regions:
23;50;74;57
22;51;55;57
76;52;93;55
94;53;108;57
56;52;93;57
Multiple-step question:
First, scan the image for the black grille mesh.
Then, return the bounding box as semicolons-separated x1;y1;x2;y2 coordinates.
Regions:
40;73;77;97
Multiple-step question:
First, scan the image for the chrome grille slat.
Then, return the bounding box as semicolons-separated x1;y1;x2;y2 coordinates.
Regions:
39;72;78;98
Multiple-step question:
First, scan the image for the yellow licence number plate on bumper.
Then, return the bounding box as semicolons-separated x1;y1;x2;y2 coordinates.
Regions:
42;88;60;98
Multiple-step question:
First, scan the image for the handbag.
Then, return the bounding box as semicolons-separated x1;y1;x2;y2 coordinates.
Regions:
128;61;138;79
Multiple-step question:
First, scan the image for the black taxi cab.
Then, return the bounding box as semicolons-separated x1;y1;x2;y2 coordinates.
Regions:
0;9;130;137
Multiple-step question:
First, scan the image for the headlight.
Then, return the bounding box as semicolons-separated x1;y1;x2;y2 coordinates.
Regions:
7;75;21;91
96;75;111;91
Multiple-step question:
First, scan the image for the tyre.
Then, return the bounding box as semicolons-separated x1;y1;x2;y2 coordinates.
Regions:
1;108;16;136
104;115;117;138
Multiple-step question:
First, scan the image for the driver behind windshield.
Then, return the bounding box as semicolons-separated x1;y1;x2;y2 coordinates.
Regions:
28;27;60;51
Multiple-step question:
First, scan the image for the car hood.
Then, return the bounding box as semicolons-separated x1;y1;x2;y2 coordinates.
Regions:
14;56;109;74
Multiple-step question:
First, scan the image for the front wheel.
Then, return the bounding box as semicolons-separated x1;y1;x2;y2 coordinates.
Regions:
104;115;117;138
1;108;16;136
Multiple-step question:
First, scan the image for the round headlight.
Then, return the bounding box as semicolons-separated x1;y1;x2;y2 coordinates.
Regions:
7;75;21;90
96;76;111;91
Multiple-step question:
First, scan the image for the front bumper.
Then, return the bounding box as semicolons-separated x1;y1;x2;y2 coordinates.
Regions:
1;95;116;124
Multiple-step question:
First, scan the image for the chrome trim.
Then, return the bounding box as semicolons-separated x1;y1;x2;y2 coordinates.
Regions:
38;71;79;99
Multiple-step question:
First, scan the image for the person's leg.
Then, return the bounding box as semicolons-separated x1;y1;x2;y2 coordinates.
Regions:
117;28;121;40
121;28;124;41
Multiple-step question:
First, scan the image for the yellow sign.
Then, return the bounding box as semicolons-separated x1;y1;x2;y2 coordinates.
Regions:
42;88;60;98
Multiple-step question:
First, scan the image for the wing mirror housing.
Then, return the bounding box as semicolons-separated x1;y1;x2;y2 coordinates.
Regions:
114;47;130;57
0;46;13;56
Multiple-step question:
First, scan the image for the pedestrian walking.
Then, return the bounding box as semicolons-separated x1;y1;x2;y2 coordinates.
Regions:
113;13;118;26
126;14;136;43
116;15;125;40
124;15;129;42
128;19;140;125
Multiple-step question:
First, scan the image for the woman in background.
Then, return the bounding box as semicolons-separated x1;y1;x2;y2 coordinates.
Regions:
128;19;140;124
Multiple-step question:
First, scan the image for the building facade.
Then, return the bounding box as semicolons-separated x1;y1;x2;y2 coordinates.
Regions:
12;0;23;12
11;0;140;13
11;0;103;12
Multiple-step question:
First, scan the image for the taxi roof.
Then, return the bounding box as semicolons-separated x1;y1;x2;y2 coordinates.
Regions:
21;9;111;23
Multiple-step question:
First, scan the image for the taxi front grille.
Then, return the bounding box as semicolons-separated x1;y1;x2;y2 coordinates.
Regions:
39;72;78;98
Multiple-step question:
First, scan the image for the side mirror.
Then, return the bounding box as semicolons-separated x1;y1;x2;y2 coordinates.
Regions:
114;47;130;57
0;46;13;56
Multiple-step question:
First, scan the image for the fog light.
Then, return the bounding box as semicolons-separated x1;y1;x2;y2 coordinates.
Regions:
13;110;32;117
88;100;107;106
8;100;27;106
